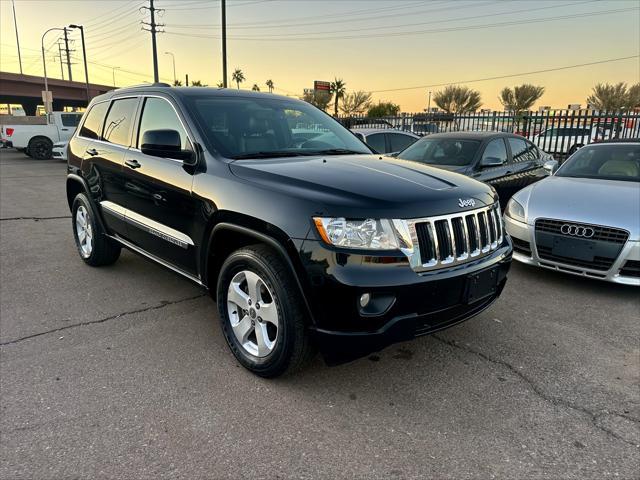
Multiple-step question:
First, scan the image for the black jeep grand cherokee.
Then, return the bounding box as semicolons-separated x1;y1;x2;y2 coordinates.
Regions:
66;85;512;377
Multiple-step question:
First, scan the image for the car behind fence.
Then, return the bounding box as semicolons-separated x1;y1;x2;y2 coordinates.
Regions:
340;110;640;159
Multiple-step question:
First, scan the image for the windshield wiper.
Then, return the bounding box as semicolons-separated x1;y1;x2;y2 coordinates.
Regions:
231;151;310;160
308;148;368;155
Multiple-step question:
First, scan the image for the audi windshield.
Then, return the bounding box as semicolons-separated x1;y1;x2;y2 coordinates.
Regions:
184;95;372;159
556;143;640;182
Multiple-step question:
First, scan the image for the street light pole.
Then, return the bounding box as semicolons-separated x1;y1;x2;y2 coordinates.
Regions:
42;27;65;113
164;51;176;84
69;24;90;104
112;67;121;87
221;0;227;88
427;91;432;112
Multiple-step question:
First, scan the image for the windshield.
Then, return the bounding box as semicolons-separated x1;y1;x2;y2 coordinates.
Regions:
185;95;371;159
396;137;480;166
556;143;640;182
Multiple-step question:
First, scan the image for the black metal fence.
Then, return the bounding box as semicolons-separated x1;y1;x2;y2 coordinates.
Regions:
339;110;640;158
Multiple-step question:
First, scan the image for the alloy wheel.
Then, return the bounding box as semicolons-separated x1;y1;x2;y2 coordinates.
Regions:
226;270;279;358
75;205;93;258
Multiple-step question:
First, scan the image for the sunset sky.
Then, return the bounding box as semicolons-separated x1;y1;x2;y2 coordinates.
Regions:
1;0;639;111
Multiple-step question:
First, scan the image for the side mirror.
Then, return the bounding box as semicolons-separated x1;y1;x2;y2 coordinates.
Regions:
480;156;503;167
141;129;194;163
543;159;559;175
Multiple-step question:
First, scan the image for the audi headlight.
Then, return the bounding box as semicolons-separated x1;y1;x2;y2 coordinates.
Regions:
505;198;525;223
313;217;413;252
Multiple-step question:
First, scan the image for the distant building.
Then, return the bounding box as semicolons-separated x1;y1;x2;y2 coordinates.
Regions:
538;106;551;112
567;104;581;110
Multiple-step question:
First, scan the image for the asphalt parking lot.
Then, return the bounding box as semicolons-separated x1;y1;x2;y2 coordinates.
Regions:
0;148;638;479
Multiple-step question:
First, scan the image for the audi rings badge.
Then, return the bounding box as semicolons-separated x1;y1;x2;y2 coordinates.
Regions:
560;224;595;238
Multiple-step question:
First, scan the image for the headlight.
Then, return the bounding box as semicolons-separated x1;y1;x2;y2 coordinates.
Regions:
505;198;525;223
313;217;413;251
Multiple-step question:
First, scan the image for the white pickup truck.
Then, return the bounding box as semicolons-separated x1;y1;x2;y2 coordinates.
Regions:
1;112;83;159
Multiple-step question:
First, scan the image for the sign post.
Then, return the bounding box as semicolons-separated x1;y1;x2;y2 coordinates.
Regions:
314;80;331;93
41;90;53;114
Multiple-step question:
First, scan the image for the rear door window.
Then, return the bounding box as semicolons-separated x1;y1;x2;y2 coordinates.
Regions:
61;113;81;128
387;133;416;153
366;133;386;153
79;102;109;139
507;137;536;162
102;97;139;147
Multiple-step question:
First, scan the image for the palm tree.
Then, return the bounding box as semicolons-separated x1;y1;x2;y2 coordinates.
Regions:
499;84;545;113
266;79;274;93
191;80;206;87
232;68;245;90
330;78;346;116
433;85;482;113
216;81;224;88
173;79;182;86
252;84;260;92
586;82;640;110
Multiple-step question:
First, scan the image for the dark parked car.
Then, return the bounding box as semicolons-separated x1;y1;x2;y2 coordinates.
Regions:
66;85;512;377
351;128;419;155
396;132;555;206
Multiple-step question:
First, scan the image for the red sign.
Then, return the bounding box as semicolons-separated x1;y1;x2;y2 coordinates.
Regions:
314;81;331;92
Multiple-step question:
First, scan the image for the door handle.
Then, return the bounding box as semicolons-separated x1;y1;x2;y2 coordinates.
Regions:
125;159;141;169
86;148;98;156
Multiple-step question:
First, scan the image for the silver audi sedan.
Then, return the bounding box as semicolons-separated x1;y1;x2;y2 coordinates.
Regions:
504;140;640;285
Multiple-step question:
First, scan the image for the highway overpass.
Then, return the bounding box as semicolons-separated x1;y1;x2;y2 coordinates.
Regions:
0;71;113;115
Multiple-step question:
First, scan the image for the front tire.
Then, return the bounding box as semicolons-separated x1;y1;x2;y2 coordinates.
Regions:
71;193;121;266
217;245;315;377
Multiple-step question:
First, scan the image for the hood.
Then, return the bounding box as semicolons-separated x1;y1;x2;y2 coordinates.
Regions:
521;175;640;238
229;154;495;218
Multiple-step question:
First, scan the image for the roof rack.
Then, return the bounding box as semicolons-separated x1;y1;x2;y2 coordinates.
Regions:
113;82;172;90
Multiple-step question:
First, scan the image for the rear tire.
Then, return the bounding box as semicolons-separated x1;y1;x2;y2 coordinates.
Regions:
71;193;121;266
217;244;315;377
28;137;53;160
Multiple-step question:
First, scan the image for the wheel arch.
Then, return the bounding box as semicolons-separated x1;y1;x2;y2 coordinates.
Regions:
203;214;316;325
66;174;108;232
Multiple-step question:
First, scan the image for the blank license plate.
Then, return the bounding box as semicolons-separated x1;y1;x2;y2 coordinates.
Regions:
464;267;499;304
552;237;595;261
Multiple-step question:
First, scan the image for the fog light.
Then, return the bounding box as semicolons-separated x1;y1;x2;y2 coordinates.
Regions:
359;293;371;308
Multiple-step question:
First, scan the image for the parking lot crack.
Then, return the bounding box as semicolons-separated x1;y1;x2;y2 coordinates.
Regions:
0;293;207;347
0;215;71;221
433;334;639;448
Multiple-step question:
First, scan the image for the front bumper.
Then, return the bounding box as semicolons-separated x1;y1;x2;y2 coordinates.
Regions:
298;239;512;364
504;215;640;286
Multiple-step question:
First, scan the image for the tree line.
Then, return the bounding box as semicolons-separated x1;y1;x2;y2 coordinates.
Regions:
304;80;640;116
170;70;640;115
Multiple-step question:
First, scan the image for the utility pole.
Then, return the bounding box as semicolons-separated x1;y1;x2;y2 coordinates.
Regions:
185;74;189;87
221;0;227;88
427;91;432;112
69;24;90;103
57;41;65;79
11;0;23;74
112;67;120;87
63;27;73;81
42;27;65;113
142;0;163;83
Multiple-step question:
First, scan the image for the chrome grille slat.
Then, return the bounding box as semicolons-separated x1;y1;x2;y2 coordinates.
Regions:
407;204;504;272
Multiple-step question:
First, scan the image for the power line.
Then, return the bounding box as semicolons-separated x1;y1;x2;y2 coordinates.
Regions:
368;55;640;93
169;0;595;35
164;6;637;41
169;0;486;30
